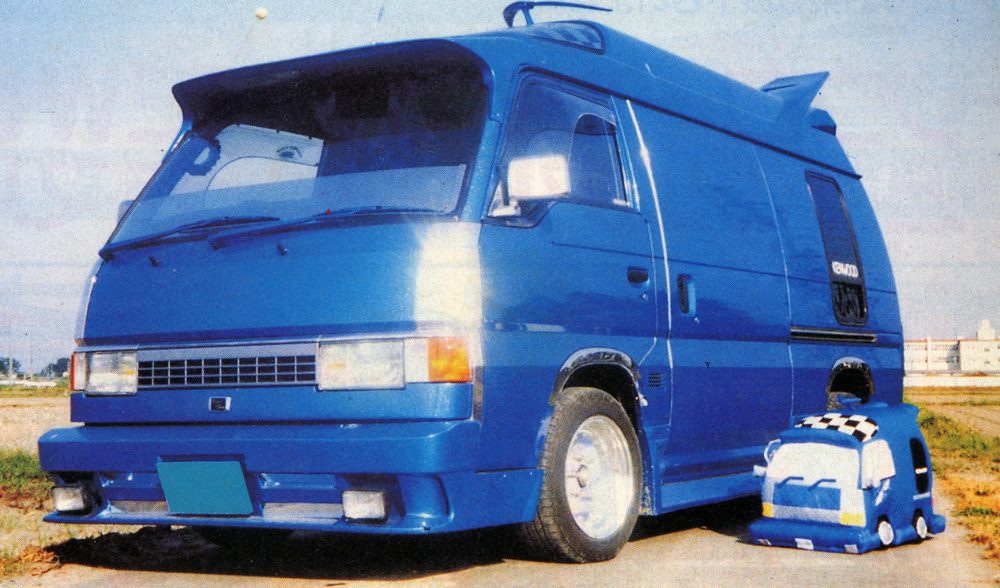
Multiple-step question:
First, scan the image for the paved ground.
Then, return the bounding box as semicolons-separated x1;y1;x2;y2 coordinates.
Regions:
3;394;999;586
3;492;995;587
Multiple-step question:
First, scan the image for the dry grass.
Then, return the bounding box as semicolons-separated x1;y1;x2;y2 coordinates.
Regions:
938;474;1000;559
912;387;1000;560
0;390;125;577
0;504;121;577
0;385;70;399
0;396;72;454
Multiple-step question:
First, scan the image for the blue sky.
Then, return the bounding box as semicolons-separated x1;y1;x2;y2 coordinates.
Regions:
1;1;997;371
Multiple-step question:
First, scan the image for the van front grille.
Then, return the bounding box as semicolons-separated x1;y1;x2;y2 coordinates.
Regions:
137;355;316;389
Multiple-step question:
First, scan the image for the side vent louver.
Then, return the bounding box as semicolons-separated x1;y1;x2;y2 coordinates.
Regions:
646;372;664;389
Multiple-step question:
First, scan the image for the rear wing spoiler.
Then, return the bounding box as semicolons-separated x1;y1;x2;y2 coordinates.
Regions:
761;72;837;135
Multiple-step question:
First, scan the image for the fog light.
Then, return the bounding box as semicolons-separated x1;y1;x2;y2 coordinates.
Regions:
53;485;92;513
342;490;386;521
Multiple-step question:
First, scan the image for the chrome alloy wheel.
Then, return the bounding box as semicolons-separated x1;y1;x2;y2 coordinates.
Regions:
564;415;636;540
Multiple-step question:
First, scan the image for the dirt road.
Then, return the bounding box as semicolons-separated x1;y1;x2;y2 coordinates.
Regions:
908;387;1000;439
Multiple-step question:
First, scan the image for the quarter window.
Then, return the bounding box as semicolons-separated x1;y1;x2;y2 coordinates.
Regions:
910;438;930;494
805;173;867;326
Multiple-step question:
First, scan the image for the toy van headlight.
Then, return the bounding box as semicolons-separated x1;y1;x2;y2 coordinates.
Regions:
72;351;138;395
764;439;781;464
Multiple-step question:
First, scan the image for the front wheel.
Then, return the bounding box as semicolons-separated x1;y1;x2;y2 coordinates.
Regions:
518;387;641;562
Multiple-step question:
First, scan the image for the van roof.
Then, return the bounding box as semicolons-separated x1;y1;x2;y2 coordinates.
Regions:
172;21;858;177
451;21;857;176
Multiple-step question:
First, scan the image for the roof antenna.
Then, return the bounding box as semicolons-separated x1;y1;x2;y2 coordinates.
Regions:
503;2;612;28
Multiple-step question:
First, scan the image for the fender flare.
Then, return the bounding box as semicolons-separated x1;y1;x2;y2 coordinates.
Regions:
548;347;642;406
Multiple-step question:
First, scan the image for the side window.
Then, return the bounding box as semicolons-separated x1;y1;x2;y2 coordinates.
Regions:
489;80;626;222
805;173;867;326
910;438;930;494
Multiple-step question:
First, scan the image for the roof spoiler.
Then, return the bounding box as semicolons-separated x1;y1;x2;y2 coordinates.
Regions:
761;72;837;135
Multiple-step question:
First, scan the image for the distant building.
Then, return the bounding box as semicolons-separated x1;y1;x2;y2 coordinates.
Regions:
905;320;1000;374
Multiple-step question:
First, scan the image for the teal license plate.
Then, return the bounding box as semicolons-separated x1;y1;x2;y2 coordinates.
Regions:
156;461;253;516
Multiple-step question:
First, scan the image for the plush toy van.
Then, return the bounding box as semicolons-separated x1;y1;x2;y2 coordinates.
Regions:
749;403;945;554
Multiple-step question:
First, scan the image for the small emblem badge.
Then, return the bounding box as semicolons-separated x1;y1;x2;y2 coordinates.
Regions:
209;397;231;412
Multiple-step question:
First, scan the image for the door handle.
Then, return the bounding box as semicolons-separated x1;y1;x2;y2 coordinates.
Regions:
627;267;649;284
678;274;696;315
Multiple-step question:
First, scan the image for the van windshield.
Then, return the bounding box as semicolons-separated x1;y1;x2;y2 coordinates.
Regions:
111;60;487;245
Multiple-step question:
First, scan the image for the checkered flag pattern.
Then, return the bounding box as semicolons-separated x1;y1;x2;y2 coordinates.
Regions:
795;413;879;442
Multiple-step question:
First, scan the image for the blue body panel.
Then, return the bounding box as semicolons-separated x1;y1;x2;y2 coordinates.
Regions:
40;19;903;535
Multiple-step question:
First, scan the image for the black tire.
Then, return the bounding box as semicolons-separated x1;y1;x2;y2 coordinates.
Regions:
194;526;292;550
518;386;642;563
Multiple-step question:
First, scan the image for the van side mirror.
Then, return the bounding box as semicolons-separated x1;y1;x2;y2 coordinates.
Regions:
753;464;767;478
507;154;570;201
117;199;134;223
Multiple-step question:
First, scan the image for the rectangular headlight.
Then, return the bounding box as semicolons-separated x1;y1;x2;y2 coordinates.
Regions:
317;340;404;391
86;351;138;395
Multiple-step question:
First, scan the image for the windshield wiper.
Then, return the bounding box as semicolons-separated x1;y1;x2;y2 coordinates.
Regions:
100;215;279;260
207;207;441;249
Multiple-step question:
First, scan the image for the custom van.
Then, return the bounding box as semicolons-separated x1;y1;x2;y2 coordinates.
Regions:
39;3;903;562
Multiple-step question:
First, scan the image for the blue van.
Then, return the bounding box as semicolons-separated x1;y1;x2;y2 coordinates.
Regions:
750;403;945;553
39;3;903;562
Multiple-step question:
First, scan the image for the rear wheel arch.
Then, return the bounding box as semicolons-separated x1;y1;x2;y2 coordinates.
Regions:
826;357;875;408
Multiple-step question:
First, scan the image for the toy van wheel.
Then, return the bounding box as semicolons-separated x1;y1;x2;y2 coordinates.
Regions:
913;512;929;540
877;518;895;547
518;386;641;562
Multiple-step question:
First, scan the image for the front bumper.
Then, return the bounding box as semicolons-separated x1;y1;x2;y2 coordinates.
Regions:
38;421;541;534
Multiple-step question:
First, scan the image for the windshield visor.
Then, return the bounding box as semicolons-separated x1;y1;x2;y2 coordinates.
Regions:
112;52;488;245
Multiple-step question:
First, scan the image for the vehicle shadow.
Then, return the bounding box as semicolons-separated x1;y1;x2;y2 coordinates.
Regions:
47;497;762;580
633;496;761;542
48;525;517;581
